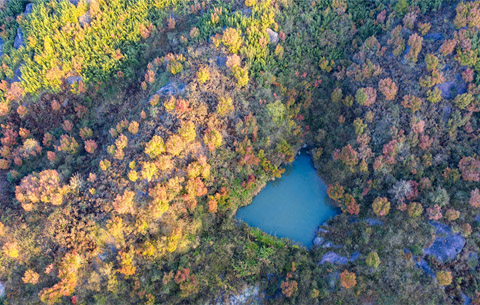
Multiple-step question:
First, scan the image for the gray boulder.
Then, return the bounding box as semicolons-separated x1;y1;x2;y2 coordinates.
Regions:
266;28;279;45
326;272;339;290
319;252;348;265
66;75;83;85
79;11;91;26
436;75;467;100
14;27;25;49
424;33;443;41
0;282;4;299
12;66;22;82
24;3;33;15
215;56;227;67
313;236;324;246
365;218;384;226
154;81;186;97
424;222;465;263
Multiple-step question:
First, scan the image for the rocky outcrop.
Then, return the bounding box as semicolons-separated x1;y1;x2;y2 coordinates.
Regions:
79;11;91;27
14;28;25;49
266;28;279;45
319;251;361;265
153;81;186;97
212;285;262;305
424;222;465;263
0;282;5;299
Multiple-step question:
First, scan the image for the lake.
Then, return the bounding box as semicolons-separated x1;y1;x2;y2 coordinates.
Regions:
236;153;339;247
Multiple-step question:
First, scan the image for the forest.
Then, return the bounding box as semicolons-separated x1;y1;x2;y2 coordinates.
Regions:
1;0;480;304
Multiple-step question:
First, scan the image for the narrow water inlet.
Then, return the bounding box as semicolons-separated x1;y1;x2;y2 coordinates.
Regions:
235;153;339;247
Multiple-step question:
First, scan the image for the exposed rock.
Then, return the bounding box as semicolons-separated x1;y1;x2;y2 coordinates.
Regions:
0;37;3;57
313;236;324;246
436;75;466;100
0;282;4;299
242;8;252;17
424;222;465;263
153;81;186;97
326;272;339;290
350;251;361;261
215;56;227;67
24;3;33;15
320;252;348;265
415;258;435;277
365;218;384;226
442;105;451;122
12;66;22;82
317;226;328;234
321;241;342;248
213;285;262;305
66;75;83;85
462;292;472;305
424;33;443;41
79;11;91;27
14;27;25;49
319;251;360;265
266;28;279;45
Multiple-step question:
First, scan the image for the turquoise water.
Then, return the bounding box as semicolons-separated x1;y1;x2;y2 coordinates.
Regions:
236;153;339;247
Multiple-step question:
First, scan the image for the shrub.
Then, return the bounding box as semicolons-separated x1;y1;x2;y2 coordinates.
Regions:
166;134;185;156
178;122;196;143
145;135;165;159
217;96;234;117
15;170;68;211
406;33;423;63
340;270;357;289
372;197;390;216
469;189;480;208
459;156;480;182
403;12;417;30
366;251;381;268
84;139;98;154
427;87;442;103
355;87;377;106
445;208;460;221
39;253;82;304
427;204;443;220
425;54;438;71
327;183;345;201
222;28;243;54
22;269;40;285
331;88;343;103
112;190;136;214
378;78;398;101
2;242;19;258
343;194;360;215
203;129;223;152
408;202;424;217
232;66;249;87
118;249;136;277
402;95;422;112
439;39;456;56
436;271;452;286
353;118;366;135
128;121;139;134
453;93;474;110
196;66;210;84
